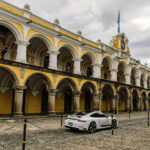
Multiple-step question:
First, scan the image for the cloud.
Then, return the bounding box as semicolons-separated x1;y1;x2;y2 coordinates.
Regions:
4;0;150;66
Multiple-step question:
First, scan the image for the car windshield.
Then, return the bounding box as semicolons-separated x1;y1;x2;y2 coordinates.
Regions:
74;112;88;116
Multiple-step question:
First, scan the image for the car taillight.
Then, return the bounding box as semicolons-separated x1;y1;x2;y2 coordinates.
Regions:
78;120;87;122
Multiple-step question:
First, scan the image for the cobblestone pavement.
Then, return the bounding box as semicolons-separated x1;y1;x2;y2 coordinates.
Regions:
0;112;150;150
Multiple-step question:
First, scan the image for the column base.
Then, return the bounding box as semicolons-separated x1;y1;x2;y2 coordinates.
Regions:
47;112;56;116
15;59;27;64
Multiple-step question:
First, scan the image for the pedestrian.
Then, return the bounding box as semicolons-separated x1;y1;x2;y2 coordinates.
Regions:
1;45;7;59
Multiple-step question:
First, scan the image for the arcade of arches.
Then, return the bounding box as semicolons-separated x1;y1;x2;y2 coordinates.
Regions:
0;23;150;116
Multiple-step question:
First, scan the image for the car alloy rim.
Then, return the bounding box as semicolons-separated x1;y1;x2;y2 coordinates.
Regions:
90;122;96;132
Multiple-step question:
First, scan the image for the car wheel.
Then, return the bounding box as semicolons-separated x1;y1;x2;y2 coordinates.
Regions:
88;121;96;133
112;119;117;129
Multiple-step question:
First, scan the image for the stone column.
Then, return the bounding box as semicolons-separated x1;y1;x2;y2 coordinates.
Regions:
143;79;147;89
73;92;80;112
93;63;101;78
110;69;117;81
15;40;29;63
137;97;141;112
135;77;140;87
125;74;131;85
111;95;116;113
73;58;82;75
93;93;99;111
48;51;59;70
115;94;119;114
125;96;130;111
98;89;103;111
48;89;57;114
131;95;133;111
13;86;25;116
145;98;148;110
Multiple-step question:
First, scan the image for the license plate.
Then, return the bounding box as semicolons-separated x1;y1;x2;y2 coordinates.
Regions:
68;122;73;126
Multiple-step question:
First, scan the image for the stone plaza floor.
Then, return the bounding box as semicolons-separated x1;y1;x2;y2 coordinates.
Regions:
0;112;150;150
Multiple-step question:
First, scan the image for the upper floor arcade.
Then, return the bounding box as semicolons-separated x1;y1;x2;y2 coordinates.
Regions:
0;0;150;90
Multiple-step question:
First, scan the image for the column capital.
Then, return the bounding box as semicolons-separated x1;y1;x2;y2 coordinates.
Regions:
73;57;82;62
73;91;81;96
48;50;59;55
15;86;26;91
47;89;58;94
15;40;30;46
111;69;118;72
92;63;101;67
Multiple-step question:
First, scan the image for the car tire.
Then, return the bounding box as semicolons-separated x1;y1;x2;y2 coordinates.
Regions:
112;119;117;129
88;121;96;133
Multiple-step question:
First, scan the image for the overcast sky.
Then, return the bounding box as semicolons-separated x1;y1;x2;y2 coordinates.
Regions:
5;0;150;66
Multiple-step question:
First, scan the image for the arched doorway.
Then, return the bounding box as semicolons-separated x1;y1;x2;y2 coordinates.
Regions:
56;78;77;113
118;87;128;111
102;85;114;112
132;90;139;111
24;73;51;115
0;68;18;115
80;82;96;112
84;91;91;112
64;89;72;113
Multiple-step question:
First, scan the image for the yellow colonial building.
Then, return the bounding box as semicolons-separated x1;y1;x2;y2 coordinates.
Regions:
0;0;150;116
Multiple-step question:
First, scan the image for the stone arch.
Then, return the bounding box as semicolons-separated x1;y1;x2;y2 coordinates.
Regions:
140;73;146;88
0;66;20;115
117;61;127;83
57;44;78;59
102;84;114;112
0;66;19;87
81;52;97;64
0;19;23;41
131;67;138;85
56;78;78;113
81;52;97;76
24;72;52;90
101;55;113;70
118;87;128;111
80;81;97;112
101;56;113;80
27;34;54;54
24;72;52;114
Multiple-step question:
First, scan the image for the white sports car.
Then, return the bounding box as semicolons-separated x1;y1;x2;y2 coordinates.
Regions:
65;111;118;133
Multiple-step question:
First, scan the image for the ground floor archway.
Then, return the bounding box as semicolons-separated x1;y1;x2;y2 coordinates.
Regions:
0;68;18;115
101;85;114;112
118;87;128;112
132;90;139;111
24;73;51;114
56;78;77;113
